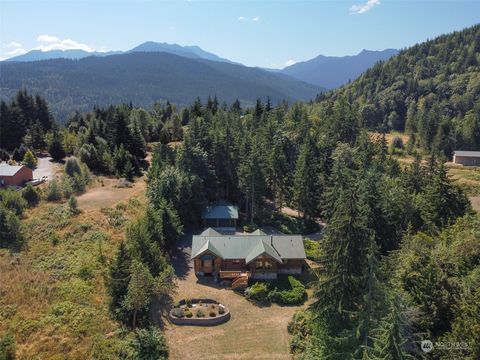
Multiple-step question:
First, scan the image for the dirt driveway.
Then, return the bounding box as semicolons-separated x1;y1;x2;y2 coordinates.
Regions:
470;196;480;212
77;177;146;210
163;231;309;360
33;156;57;180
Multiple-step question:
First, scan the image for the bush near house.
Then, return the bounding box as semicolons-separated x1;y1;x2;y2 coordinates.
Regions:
245;282;270;304
269;276;307;305
303;239;321;261
245;276;307;306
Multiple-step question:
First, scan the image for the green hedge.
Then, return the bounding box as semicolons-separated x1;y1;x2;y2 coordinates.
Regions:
244;282;270;304
245;276;307;306
269;276;307;305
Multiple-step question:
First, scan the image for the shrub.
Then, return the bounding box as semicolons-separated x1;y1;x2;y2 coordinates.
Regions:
0;331;16;360
129;327;168;360
185;311;193;318
50;233;60;246
23;150;37;169
171;308;184;318
269;276;306;305
65;157;82;177
1;189;27;216
68;196;79;215
61;176;74;198
391;136;404;150
245;282;270;304
0;205;24;250
46;179;62;201
209;311;216;317
303;239;321;261
185;298;192;308
196;309;205;318
288;310;313;355
243;223;258;233
22;184;40;207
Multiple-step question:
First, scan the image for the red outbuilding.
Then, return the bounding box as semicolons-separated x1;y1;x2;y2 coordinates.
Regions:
0;163;33;187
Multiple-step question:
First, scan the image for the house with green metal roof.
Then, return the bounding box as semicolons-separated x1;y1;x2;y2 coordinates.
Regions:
192;227;306;283
201;201;239;230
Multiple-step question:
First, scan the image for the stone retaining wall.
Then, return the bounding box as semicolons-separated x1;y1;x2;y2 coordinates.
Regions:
169;299;230;326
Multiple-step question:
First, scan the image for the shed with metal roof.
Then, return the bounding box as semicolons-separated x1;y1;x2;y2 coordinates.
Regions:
453;151;480;166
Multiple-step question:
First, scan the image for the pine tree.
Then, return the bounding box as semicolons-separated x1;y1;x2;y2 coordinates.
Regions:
368;296;415;360
48;131;66;161
107;241;132;323
123;260;154;329
315;173;371;320
293;136;320;219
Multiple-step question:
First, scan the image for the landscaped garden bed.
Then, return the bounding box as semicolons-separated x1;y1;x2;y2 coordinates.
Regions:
169;299;230;326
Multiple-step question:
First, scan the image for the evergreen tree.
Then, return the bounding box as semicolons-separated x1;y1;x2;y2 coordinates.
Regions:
48;131;66;161
123;260;154;329
23;150;37;169
368;296;415;360
293;136;320;219
107;241;133;324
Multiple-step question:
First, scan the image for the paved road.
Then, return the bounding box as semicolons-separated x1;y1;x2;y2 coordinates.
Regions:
33;156;55;180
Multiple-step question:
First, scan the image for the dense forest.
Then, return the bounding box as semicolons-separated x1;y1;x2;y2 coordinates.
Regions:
315;24;480;157
1;94;479;359
0;51;322;121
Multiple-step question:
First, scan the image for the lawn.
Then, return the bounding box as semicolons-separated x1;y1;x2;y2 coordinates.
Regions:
164;244;312;360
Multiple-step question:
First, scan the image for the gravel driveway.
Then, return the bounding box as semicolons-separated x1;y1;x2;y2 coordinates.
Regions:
33;156;55;180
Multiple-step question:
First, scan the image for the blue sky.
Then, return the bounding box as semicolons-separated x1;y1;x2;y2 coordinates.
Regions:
1;0;479;67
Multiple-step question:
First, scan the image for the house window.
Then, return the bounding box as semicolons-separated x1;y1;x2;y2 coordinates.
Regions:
232;259;240;265
264;260;272;269
256;260;263;269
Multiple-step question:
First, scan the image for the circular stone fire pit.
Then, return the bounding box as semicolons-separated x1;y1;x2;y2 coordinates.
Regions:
169;298;230;326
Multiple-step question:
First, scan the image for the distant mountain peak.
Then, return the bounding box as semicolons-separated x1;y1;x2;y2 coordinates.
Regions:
2;41;239;65
281;48;399;89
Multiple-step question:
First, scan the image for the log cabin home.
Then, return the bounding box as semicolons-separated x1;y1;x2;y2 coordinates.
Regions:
191;227;306;288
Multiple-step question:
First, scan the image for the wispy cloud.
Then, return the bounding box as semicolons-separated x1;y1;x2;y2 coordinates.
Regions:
36;34;94;52
238;16;260;23
285;59;296;67
350;0;380;14
7;42;22;48
7;48;27;56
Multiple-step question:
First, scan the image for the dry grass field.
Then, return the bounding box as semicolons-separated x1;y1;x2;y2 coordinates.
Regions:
0;178;147;359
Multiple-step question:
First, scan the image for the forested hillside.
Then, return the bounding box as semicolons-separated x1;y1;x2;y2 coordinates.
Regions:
0;52;322;121
316;24;480;157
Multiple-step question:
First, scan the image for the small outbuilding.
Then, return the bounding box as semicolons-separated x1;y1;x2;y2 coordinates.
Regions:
0;163;33;187
453;151;480;166
202;201;239;230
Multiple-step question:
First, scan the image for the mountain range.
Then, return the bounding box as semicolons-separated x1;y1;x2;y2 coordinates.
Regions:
0;52;322;121
4;42;236;64
1;42;399;120
280;49;399;89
